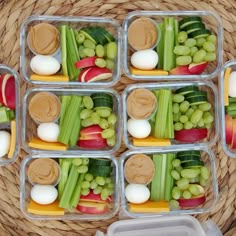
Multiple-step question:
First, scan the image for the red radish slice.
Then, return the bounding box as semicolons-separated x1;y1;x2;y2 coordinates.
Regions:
2;74;15;109
175;128;208;142
83;66;112;82
225;115;233;145
75;56;97;69
78;68;92;82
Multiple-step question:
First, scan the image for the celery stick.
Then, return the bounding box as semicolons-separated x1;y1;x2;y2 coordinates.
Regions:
58;158;72;199
165;93;174;138
59;164;80;208
157;23;164;69
159;154;167;200
60;96;71;126
174;19;179;46
60;26;68;76
70;173;85;207
70;28;80;60
163;17;175;71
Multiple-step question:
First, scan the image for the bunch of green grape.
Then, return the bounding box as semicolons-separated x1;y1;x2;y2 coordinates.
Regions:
80;173;114;200
172;94;214;131
174;32;217;66
80;95;117;146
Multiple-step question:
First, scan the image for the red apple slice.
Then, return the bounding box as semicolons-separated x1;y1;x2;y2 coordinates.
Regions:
0;75;3;105
230;119;236;149
188;62;208;74
175;128;208;142
225;115;233;145
169;65;191;75
80;191;111;203
76;201;108;214
80;125;103;136
83;67;112;82
178;194;206;208
75;56;98;69
78;138;107;149
78;68;92;82
2;74;15;109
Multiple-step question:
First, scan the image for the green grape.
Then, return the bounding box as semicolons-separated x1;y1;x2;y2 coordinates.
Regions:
79;45;86;58
85;173;94;182
172;159;181;167
191;105;198;110
172;94;185;103
78;165;88;174
184;38;197;47
173;112;181;122
80;109;93;119
179;101;190;113
81;117;94;127
189;184;201;196
197;118;205;127
106;59;115;70
177;31;188;43
81;188;90;196
95;44;105;57
177;178;190;190
196;37;206;47
203;114;214;124
200;166;210;180
96;176;106;186
207;35;217;44
107;182;114;189
180;115;188;123
181;168;200;179
204;52;216;62
102;128;115;139
200;177;207;187
108;113;117;125
192;122;197;128
107;136;116;147
93;186;103;194
175;166;183;174
99;118;109;129
72;158;83;166
107;188;114;195
190;46;198;57
173;45;190;56
105;177;112;184
186;108;194;117
90;180;98;189
183;190;192;199
176;56;192;66
189;177;200;183
193;49;207;63
76;32;85;44
83;39;96;49
174;122;184;131
83;96;94;109
184;121;193;129
172;186;181;200
203;111;211;118
190;109;203;124
171;170;181;180
101;188;110;200
170;199;180;209
82;158;89;165
83;48;95;57
198;102;212;111
173;103;180;114
202;41;216;53
205;123;212;129
95;58;106;68
96;108;111;118
91;112;101;124
81;181;90;189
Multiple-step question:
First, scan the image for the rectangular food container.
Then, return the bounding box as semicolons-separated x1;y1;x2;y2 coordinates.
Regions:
219;60;236;158
123;10;223;81
120;148;218;218
0;64;20;166
22;87;122;154
122;81;219;150
20;154;119;220
20;15;121;87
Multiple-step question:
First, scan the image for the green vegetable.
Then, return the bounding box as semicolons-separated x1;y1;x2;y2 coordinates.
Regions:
156;23;164;69
60;26;68;76
70;173;85;207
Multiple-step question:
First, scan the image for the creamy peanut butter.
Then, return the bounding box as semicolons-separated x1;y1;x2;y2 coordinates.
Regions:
127;88;156;119
128;17;158;50
28;92;61;123
124;154;155;184
28;23;60;55
28;158;60;185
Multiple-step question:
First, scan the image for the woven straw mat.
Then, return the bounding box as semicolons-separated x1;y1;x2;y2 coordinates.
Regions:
0;0;235;235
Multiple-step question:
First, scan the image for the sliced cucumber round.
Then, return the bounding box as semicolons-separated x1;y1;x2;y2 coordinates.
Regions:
175;86;199;95
182;160;204;168
91;93;113;101
80;28;98;44
94;26;115;42
185;91;207;99
187;96;208;105
179;156;201;162
177;150;201;157
89;165;113;177
189;29;211;39
184;22;206;34
89;158;112;166
179;16;202;29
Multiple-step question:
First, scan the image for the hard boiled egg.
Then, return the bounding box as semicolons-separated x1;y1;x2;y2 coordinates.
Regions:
0;131;11;158
127;119;151;138
30;55;60;75
125;184;150;204
131;49;158;70
37;122;59;142
31;185;58;205
229;71;236;97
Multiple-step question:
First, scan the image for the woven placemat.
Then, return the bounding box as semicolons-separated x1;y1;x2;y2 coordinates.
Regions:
0;0;235;235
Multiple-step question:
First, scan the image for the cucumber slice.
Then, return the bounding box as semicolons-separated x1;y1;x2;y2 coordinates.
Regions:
189;29;211;39
94;99;113;109
184;22;206;34
179;16;202;29
177;150;201;157
80;28;98;44
185;91;207;99
179;156;201;162
175;86;199;95
91;93;113;101
182;160;204;168
89;158;111;166
94;26;115;42
90;27;108;45
187;96;208;105
89;165;113;177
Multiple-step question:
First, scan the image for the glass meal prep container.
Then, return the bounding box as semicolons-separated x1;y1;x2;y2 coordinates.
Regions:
0;64;20;166
123;10;223;81
122;81;219;150
220;60;236;158
20;15;121;87
120;148;218;218
22;87;122;154
20;154;119;220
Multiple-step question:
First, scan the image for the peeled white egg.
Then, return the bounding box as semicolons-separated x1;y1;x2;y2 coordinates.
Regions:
0;131;11;158
127;119;151;138
30;55;60;75
131;49;158;70
37;122;59;142
229;71;236;97
125;184;150;204
31;185;58;205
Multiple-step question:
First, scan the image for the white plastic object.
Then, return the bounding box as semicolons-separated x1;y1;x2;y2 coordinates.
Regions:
202;220;223;236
